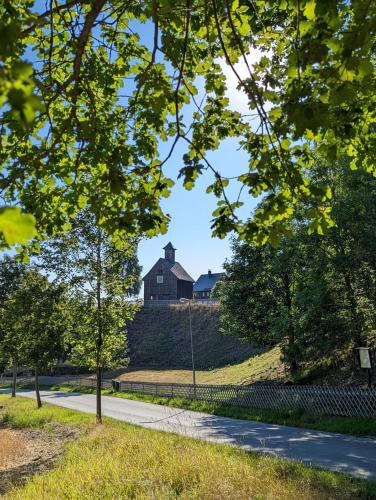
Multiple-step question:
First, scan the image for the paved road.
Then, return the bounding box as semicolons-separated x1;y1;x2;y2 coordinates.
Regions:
1;389;375;481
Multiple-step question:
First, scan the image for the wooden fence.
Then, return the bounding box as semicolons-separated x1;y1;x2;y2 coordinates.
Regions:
3;374;375;418
117;380;376;418
0;375;112;389
143;299;219;307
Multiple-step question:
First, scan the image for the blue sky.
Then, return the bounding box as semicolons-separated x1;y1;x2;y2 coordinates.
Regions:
128;20;261;286
24;3;260;290
139;136;254;286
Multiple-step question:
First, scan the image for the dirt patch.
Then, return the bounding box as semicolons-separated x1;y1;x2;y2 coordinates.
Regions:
0;424;80;495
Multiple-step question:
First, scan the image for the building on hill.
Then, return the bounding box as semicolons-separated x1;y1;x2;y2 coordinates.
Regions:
193;270;224;300
143;242;194;304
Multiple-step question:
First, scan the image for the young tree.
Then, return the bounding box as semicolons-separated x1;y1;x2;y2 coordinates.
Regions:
3;271;67;407
0;256;27;396
38;210;141;423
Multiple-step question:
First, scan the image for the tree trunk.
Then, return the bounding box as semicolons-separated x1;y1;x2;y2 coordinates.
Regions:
343;270;363;346
96;365;102;424
334;237;363;346
283;272;298;374
11;358;17;397
35;366;42;408
95;227;103;424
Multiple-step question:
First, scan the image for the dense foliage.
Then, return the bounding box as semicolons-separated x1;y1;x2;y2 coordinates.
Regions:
1;270;68;406
0;256;28;391
0;1;375;247
218;160;376;373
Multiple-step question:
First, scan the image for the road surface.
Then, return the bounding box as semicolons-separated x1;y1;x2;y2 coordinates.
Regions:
1;389;375;480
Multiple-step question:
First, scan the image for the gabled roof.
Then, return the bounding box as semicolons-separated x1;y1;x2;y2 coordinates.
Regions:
193;272;224;292
142;258;194;282
170;262;194;282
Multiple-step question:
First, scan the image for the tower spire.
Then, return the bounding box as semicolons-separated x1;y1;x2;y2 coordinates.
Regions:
163;242;176;263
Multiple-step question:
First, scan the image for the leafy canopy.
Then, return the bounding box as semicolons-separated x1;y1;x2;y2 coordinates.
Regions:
37;209;141;371
1;270;68;371
218;158;376;372
0;0;375;246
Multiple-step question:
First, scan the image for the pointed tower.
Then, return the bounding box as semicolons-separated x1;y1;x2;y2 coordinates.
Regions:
163;242;176;263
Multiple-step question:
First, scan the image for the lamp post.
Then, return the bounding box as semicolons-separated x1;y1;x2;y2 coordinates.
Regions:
180;298;196;395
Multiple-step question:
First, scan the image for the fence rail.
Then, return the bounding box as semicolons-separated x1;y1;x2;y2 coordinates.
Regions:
117;380;376;418
143;299;219;307
0;375;112;389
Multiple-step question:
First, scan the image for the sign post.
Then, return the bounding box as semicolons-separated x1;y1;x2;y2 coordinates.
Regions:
354;347;374;388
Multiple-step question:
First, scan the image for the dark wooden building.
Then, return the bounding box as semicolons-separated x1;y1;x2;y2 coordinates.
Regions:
143;243;194;303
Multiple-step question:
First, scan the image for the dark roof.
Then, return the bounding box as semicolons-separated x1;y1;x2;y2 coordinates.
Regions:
193;272;224;292
170;262;194;282
143;258;194;282
163;242;176;250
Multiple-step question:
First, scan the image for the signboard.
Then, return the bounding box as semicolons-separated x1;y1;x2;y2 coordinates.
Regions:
358;348;372;369
354;347;374;387
355;347;374;369
157;275;163;284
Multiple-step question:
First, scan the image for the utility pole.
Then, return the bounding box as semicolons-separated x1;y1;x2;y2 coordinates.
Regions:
180;298;196;397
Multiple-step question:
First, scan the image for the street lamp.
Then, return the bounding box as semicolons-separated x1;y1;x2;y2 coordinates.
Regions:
180;298;196;394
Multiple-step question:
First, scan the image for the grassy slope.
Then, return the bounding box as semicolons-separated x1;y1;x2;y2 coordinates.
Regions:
118;346;283;384
126;304;256;369
125;305;373;387
1;396;375;499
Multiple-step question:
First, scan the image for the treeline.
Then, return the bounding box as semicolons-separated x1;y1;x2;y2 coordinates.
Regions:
0;210;141;422
217;158;376;377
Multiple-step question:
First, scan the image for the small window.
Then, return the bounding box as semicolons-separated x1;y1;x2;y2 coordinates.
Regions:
157;275;163;284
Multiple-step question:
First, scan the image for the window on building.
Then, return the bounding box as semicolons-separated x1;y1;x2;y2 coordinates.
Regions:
157;275;163;284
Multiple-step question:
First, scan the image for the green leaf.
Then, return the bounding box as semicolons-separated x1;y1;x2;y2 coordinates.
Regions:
304;0;316;20
0;207;37;245
281;138;291;150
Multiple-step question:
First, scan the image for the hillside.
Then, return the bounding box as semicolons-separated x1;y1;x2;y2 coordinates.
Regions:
126;304;256;369
123;304;371;387
118;346;283;385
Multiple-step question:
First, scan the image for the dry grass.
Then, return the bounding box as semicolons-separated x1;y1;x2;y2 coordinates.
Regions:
117;346;283;385
0;429;26;469
1;396;375;500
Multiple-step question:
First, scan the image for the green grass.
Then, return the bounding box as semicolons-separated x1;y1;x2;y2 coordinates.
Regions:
117;345;283;385
10;383;375;438
0;395;375;499
127;304;256;369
